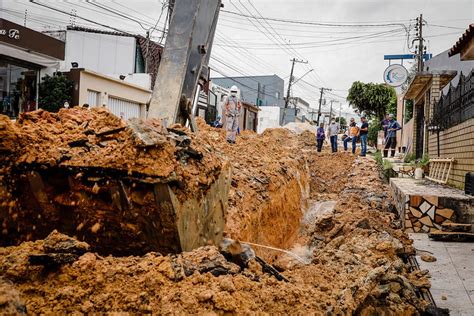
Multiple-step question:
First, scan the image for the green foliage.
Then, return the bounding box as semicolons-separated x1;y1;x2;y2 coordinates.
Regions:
39;74;74;112
335;116;347;127
346;81;397;121
374;150;396;181
368;120;380;146
404;99;413;123
403;152;416;163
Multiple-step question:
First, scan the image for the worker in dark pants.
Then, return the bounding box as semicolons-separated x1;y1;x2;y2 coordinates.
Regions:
316;123;325;152
383;114;401;158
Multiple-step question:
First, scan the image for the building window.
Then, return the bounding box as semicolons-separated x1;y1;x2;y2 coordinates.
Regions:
276;91;280;99
0;57;39;118
107;96;141;119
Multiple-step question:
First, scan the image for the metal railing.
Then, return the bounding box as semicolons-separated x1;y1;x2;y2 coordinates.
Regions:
433;70;474;130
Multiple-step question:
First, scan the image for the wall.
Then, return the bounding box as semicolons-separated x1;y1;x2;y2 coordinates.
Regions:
257;106;281;133
211;75;285;107
62;30;136;75
73;69;151;119
428;117;474;189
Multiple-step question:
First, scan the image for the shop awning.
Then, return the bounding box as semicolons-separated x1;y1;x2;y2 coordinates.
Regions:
404;71;457;101
0;44;61;69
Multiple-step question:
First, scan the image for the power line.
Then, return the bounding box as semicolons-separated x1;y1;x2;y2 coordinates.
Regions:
221;9;409;28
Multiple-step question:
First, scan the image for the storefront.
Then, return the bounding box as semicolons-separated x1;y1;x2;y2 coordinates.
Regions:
0;19;65;118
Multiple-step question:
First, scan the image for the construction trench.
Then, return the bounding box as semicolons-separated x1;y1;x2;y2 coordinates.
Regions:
0;108;437;314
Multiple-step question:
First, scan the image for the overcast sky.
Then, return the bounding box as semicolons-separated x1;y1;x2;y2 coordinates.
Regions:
1;0;473;116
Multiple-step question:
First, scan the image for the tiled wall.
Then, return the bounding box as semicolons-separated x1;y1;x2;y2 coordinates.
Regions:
403;195;455;233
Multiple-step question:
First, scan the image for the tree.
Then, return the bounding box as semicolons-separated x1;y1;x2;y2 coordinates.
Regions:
335;116;347;127
346;81;397;121
39;74;74;112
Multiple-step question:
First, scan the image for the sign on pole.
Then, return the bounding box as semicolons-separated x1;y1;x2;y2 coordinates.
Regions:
383;64;408;87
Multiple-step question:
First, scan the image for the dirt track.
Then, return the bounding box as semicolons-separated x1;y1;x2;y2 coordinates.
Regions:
0;110;432;314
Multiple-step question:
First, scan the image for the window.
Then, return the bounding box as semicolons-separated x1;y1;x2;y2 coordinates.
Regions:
107;96;141;119
87;90;100;107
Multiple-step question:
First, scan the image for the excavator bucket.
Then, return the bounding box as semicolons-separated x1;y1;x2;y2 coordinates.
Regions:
16;162;231;256
0;109;231;256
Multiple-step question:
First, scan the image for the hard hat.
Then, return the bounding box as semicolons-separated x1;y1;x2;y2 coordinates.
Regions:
230;85;238;92
389;113;394;118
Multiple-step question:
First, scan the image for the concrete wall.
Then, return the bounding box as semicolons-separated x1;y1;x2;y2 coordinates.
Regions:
428;117;474;189
257;106;281;133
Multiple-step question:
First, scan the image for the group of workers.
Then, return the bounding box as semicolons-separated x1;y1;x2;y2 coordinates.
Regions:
216;85;402;158
316;113;401;157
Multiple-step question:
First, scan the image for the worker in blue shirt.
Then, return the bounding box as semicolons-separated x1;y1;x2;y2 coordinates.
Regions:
383;114;402;158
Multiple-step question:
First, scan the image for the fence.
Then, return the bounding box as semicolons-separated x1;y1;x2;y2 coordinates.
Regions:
433;70;474;130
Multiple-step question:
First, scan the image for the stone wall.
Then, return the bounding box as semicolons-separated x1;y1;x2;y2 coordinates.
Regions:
427;117;474;189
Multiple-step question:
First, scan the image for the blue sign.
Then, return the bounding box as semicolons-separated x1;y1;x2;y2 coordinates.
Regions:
384;54;432;61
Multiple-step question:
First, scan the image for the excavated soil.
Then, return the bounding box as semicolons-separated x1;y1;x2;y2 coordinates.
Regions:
0;109;432;314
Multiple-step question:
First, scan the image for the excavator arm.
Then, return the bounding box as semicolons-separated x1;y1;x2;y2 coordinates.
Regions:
148;0;222;131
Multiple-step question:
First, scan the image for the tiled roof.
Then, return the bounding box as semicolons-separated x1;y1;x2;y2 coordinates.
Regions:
448;24;474;57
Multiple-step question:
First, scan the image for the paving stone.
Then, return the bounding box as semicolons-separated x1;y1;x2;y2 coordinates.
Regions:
437;208;454;219
419;216;434;227
410;207;423;218
420;201;431;214
427;206;435;221
424;195;439;207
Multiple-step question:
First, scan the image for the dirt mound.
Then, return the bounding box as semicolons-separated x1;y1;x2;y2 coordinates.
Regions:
0;155;431;314
0;109;227;255
196;121;311;257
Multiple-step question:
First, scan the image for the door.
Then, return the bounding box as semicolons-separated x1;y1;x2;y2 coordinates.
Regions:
415;104;424;159
107;96;141;120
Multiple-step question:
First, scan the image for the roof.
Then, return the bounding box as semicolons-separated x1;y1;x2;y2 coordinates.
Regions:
404;71;457;100
66;25;135;37
448;24;474;57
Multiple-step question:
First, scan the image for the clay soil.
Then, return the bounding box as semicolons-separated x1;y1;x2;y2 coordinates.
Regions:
0;110;432;314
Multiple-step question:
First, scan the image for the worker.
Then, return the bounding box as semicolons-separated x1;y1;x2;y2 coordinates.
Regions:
343;118;359;154
327;118;340;153
383;113;402;158
223;86;242;144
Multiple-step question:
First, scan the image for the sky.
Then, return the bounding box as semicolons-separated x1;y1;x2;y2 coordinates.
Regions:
1;0;473;117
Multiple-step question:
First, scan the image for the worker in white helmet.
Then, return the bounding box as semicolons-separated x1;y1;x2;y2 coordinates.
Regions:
223;85;242;144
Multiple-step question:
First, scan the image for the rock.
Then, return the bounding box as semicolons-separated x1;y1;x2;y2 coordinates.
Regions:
356;218;371;229
197;290;213;302
219;277;236;292
441;295;447;300
420;254;437;262
390;282;402;293
43;230;90;255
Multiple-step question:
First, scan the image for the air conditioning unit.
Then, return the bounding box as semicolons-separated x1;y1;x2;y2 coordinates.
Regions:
465;172;474;195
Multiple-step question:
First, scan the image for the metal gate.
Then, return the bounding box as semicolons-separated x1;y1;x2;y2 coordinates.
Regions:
87;90;100;107
108;97;141;120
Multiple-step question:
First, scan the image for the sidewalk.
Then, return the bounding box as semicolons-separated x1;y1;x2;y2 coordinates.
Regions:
410;233;474;315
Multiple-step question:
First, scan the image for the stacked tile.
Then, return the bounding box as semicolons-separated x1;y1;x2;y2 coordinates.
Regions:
404;195;455;233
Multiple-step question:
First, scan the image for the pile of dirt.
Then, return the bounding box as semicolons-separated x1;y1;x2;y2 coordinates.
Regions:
0;156;431;314
196;121;312;256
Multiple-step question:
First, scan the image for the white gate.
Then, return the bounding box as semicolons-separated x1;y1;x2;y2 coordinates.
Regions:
87;90;100;107
107;96;141;119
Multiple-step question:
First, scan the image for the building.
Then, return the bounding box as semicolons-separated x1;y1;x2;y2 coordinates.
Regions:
46;26;163;90
0;18;65;118
403;24;474;188
63;68;151;119
211;74;290;124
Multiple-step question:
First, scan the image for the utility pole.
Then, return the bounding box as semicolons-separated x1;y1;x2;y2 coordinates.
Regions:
281;58;307;124
316;87;332;125
416;14;424;72
328;100;339;123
